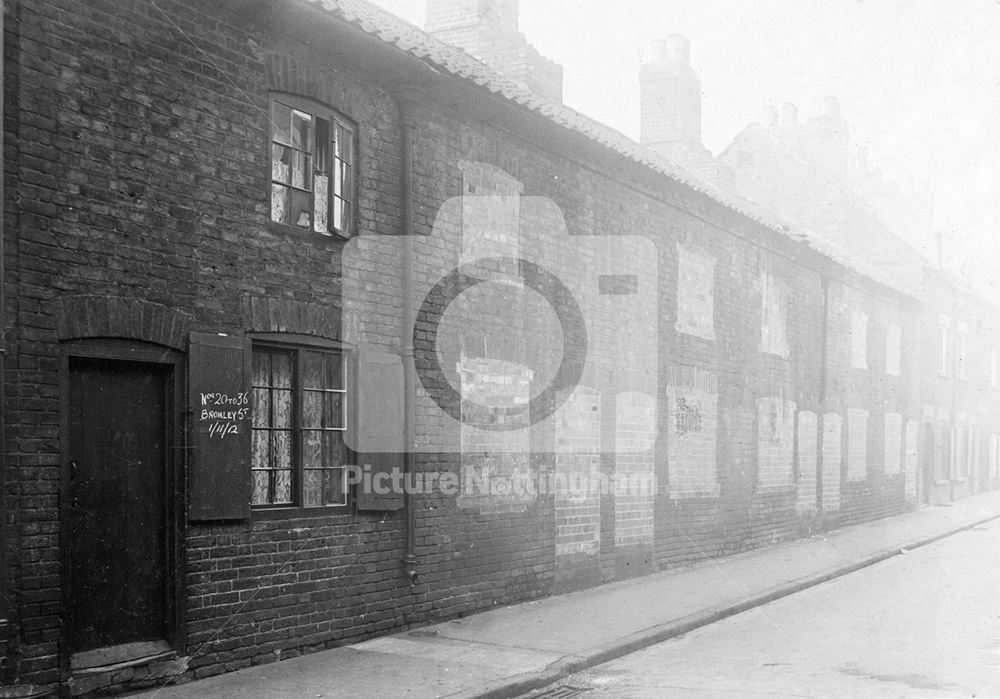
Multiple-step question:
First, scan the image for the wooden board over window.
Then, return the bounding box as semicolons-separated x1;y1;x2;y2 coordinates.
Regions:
188;332;252;521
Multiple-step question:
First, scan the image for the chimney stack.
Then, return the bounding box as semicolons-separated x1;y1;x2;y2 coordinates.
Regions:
639;35;702;152
425;0;563;102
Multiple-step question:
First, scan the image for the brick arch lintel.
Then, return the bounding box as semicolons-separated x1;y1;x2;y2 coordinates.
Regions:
245;296;340;341
51;295;193;350
264;53;349;112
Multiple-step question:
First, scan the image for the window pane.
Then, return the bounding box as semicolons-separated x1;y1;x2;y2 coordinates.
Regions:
291;151;311;190
252;387;270;428
302;351;341;389
340;200;352;234
291;189;311;228
292;109;312;150
271;144;291;184
314;174;329;235
252;351;270;386
303;429;323;468
303;468;323;506
304;467;346;507
335;123;352;163
252;426;270;467
251;470;270;505
315;117;330;172
327;392;344;429
271;101;292;145
342;162;353;200
272;468;292;504
273;388;292;429
270;184;290;224
272;353;292;387
303;390;323;429
333;196;344;233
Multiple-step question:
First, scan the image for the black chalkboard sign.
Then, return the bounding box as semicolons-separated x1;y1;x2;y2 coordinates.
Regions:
188;331;252;521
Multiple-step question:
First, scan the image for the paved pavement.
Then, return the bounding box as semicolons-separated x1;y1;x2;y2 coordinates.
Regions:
130;491;1000;699
545;517;1000;697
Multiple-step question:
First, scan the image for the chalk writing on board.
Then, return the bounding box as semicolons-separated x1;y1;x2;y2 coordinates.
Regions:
199;392;251;440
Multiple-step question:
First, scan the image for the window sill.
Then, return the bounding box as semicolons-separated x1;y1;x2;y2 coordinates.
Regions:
266;220;351;247
251;504;351;521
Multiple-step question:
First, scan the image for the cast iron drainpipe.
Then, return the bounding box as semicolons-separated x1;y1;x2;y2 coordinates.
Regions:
0;0;9;635
395;84;420;586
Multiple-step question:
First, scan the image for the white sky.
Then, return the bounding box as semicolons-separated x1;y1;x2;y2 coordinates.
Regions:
371;0;999;283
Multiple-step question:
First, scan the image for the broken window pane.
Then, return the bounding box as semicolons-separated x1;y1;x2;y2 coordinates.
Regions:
314;174;329;234
271;144;291;184
291;189;310;228
270;184;290;225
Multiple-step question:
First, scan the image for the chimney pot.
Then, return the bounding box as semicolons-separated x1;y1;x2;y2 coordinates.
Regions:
825;96;840;117
664;34;690;64
645;34;690;65
762;105;778;129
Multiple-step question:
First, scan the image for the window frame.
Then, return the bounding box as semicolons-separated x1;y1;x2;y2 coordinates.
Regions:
885;321;902;377
956;321;968;381
937;316;950;377
849;308;868;370
991;347;998;388
760;272;790;358
249;334;354;517
268;93;357;239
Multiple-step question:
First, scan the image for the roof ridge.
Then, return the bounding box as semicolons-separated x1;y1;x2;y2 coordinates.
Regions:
298;0;919;298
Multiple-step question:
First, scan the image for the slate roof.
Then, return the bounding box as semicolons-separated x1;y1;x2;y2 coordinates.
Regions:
301;0;918;298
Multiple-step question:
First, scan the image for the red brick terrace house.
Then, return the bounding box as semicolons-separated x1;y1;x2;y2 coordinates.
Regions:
0;0;984;694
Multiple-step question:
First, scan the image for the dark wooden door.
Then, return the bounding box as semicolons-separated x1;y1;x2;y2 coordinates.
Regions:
68;358;168;652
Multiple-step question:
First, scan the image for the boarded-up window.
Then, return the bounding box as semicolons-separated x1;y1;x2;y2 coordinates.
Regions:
675;243;715;341
846;408;868;481
760;273;789;358
884;412;902;475
354;348;405;511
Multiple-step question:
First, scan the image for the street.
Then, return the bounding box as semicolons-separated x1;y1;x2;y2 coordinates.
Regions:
528;518;1000;698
